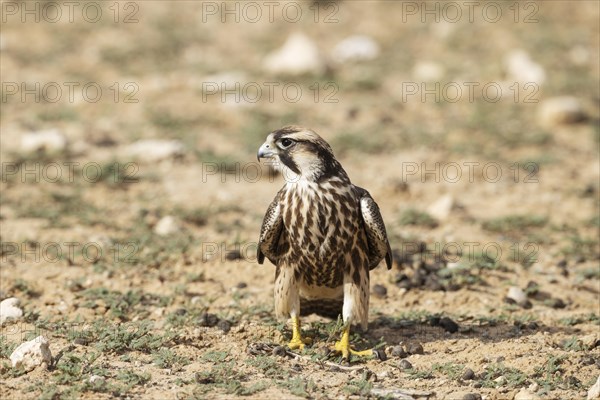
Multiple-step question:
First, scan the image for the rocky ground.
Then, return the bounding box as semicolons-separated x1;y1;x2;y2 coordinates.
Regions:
1;1;599;399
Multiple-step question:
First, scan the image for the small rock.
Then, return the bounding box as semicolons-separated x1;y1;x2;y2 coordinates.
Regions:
439;317;459;333
413;61;445;81
390;345;408;358
515;388;540;400
89;375;105;385
406;342;424;355
197;313;219;327
272;345;287;357
538;96;586;127
528;382;539;392
462;394;482;400
427;194;454;221
372;284;387;298
581;334;599;349
398;359;413;370
505;49;546;85
461;368;475;380
506;286;530;308
125;139;185;162
154;216;182;236
331;35;380;63
236;282;247;289
174;308;187;316
588;375;600;399
263;32;326;76
217;319;231;333
21;129;67;153
10;336;52;372
0;297;23;324
547;298;567;309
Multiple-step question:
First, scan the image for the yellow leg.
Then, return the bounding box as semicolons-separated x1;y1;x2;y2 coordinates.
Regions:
333;324;374;360
287;316;312;350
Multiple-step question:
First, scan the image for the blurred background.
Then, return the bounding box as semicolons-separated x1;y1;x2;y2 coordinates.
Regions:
1;1;599;398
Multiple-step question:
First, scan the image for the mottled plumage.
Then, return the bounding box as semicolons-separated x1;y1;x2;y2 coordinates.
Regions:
257;127;392;358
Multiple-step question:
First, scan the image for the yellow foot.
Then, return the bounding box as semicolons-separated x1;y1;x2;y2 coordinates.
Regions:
287;336;312;350
333;340;374;360
332;324;374;361
286;315;312;351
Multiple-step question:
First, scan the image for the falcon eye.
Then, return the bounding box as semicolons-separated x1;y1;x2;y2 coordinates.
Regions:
278;138;294;149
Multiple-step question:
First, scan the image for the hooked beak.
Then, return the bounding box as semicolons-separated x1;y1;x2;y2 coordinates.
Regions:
257;142;276;162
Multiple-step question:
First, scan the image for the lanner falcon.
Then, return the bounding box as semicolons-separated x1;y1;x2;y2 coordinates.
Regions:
257;126;392;360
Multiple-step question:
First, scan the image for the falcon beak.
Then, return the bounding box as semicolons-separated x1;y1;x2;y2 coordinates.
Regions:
257;142;276;162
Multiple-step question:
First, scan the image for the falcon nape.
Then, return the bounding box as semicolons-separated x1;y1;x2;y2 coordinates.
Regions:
257;126;392;361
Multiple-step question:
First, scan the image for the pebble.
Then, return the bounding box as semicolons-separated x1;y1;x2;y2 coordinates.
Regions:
462;394;482;400
506;286;531;308
398;359;413;370
217;319;231;333
413;61;445;81
197;313;219;327
581;334;599;349
505;49;546;85
588;375;600;399
406;342;424;355
225;250;243;261
263;32;325;76
89;375;106;385
272;345;287;357
538;96;586;127
0;297;23;324
331;35;380;63
390;345;408;358
461;368;475;380
236;282;247;289
515;388;540;400
154;216;182;236
372;284;387;298
125;139;185;162
21;129;67;153
427;194;454;221
439;317;459;333
547;298;567;309
10;336;52;372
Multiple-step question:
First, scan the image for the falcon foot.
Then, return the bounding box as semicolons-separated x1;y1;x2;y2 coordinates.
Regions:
286;316;312;351
332;324;379;361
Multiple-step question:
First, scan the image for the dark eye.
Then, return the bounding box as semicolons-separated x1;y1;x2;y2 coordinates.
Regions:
280;138;294;148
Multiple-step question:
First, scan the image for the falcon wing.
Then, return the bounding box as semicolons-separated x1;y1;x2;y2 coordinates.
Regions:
257;188;284;265
356;187;393;270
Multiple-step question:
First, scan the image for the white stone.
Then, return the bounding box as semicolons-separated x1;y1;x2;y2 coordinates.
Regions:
0;297;23;324
10;336;52;372
507;286;528;306
154;216;181;236
413;61;445;81
89;375;105;385
263;32;325;76
588;375;600;400
505;50;546;85
538;96;586;127
331;35;380;63
515;389;540;400
21;129;67;153
427;194;454;221
125;139;185;162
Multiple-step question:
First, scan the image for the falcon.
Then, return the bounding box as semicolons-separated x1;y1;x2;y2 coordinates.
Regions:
257;126;392;360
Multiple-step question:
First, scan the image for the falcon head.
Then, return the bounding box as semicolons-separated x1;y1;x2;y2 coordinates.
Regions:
257;126;347;182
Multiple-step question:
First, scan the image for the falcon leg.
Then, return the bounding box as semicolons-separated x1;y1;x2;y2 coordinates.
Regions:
333;324;373;360
287;315;312;350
